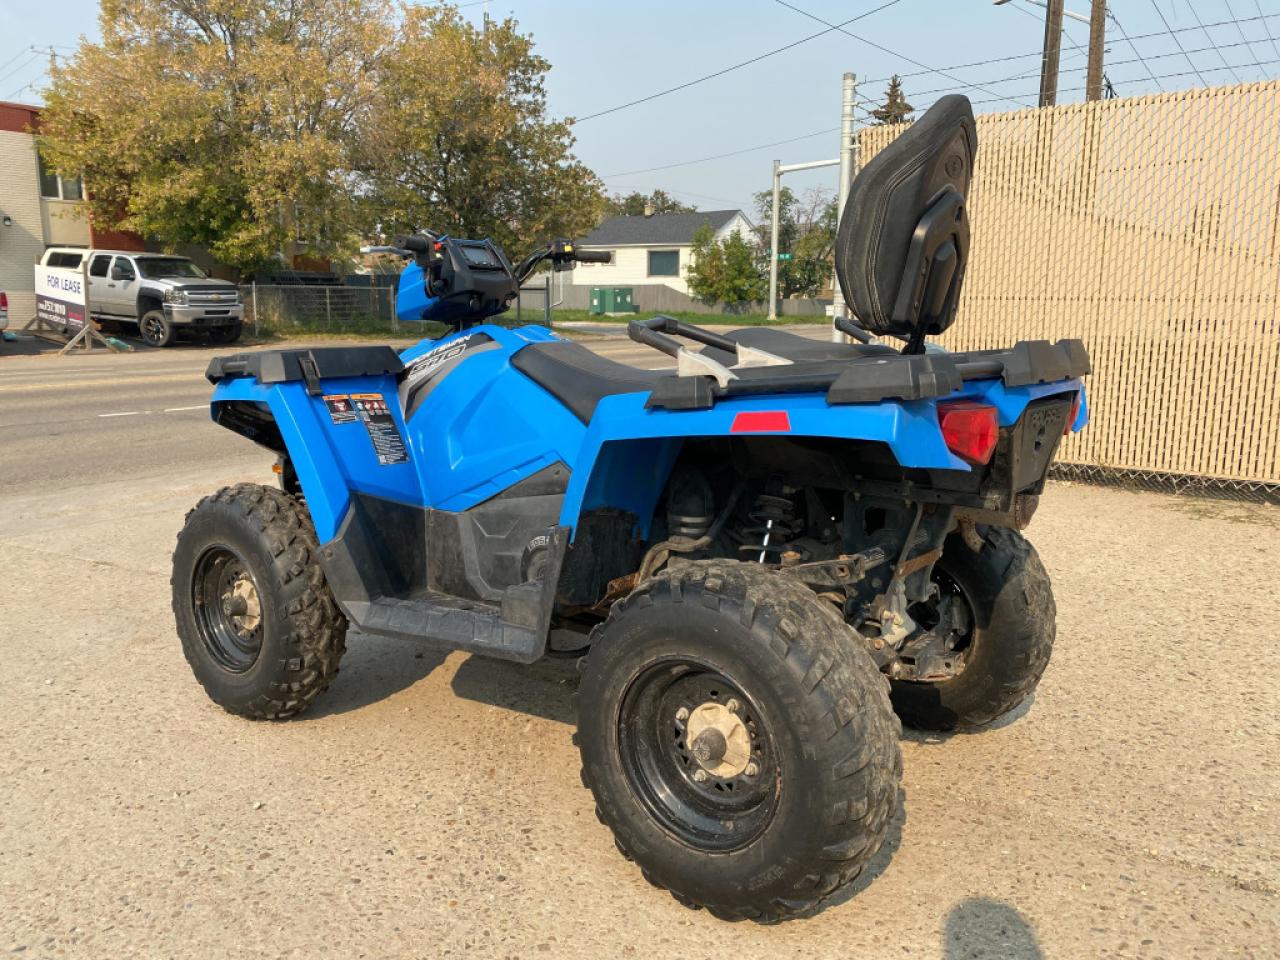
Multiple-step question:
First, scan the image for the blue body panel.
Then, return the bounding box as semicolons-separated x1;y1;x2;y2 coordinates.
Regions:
210;324;1088;545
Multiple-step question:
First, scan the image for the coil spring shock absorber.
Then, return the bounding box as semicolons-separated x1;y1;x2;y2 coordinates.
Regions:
738;493;802;564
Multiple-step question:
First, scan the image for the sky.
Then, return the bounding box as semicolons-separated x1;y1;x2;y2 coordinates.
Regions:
2;0;1278;218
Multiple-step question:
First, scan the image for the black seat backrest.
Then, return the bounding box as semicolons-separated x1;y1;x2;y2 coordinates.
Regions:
835;94;978;348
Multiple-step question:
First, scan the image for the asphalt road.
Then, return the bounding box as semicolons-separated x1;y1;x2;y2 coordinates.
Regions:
1;330;1277;959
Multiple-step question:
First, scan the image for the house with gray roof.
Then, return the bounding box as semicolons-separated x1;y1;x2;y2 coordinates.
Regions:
570;208;754;295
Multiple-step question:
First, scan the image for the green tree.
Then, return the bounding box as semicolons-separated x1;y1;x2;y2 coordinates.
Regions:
871;75;914;125
687;222;767;305
362;7;603;260
751;186;837;298
37;1;603;272
603;189;695;218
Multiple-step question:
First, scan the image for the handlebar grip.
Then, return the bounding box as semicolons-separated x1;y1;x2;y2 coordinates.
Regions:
575;250;612;263
397;235;434;254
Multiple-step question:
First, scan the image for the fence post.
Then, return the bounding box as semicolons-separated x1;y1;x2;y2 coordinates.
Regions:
252;281;259;336
544;276;551;327
325;287;331;329
390;282;398;333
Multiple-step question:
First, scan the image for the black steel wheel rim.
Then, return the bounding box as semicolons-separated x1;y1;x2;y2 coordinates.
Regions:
192;545;265;673
617;658;779;852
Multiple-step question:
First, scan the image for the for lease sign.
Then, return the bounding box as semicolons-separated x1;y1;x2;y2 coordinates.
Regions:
34;264;87;333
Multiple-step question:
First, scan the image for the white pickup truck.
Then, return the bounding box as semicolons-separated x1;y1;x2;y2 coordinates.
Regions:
39;248;243;347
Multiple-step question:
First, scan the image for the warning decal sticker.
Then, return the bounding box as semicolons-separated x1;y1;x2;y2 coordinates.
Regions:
350;393;410;465
323;395;359;424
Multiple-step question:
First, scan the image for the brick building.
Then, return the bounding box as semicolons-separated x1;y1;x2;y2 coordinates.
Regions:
0;100;141;322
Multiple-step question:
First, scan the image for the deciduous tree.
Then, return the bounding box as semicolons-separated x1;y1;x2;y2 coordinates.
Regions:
687;222;767;305
38;1;603;272
603;189;695;218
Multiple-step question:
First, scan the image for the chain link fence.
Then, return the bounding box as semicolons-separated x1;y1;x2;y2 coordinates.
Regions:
241;283;400;337
862;81;1280;503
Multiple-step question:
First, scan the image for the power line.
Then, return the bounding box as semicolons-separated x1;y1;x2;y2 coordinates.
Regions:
1108;7;1165;91
772;0;1034;108
603;127;842;178
1255;1;1280;59
859;12;1280;90
0;49;42;86
572;0;901;123
913;53;1280;112
1185;1;1242;82
902;36;1269;102
1224;0;1271;78
1147;0;1210;86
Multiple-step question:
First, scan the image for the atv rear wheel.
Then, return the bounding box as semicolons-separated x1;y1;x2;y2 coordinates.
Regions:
889;526;1055;730
172;483;347;719
577;561;901;922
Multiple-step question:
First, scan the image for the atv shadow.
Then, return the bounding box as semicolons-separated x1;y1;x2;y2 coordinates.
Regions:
449;654;580;726
944;897;1045;959
302;631;450;718
898;693;1036;745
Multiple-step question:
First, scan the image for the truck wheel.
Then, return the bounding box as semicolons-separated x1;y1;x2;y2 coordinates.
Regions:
208;321;243;345
139;309;173;347
171;483;347;719
890;526;1056;731
577;561;902;922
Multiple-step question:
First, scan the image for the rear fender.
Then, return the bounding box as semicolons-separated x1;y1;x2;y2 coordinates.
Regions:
558;378;1087;535
210;373;419;543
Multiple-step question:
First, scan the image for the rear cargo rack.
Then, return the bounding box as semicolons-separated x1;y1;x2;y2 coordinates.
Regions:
644;338;1090;411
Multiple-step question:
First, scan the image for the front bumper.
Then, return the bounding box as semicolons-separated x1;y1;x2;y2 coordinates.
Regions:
164;303;243;326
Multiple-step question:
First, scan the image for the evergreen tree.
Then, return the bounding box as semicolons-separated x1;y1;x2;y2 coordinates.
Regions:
871;75;914;125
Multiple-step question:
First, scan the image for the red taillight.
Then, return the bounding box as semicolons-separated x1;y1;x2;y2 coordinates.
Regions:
1065;391;1081;435
0;291;8;310
731;411;791;433
937;400;999;465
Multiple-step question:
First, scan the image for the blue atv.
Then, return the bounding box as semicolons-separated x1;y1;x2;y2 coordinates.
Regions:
173;96;1088;921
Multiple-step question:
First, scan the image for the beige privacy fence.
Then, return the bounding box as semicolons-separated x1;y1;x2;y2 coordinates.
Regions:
859;82;1280;490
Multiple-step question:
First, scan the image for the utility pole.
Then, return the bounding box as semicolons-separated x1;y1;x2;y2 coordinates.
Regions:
766;157;837;320
831;71;857;341
1039;0;1065;106
767;160;782;321
1085;0;1106;101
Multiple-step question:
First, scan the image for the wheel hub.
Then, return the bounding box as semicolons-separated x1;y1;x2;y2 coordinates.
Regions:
685;701;752;778
224;577;261;636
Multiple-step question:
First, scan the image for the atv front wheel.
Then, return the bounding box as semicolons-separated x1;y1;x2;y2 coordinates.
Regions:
577;561;901;922
139;309;173;347
172;484;347;719
889;526;1056;730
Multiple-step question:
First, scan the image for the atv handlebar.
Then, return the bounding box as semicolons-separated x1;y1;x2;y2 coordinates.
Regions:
574;249;612;264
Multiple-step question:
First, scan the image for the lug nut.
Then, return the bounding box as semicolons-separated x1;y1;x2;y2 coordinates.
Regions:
744;761;759;777
725;698;740;714
674;707;689;723
692;769;708;783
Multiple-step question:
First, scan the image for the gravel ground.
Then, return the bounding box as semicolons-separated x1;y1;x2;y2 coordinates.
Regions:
2;475;1276;959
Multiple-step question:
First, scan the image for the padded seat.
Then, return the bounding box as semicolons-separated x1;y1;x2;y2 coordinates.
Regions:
703;327;897;365
511;341;669;423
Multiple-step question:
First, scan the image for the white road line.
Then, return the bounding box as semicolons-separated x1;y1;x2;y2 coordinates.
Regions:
164;405;208;412
97;411;141;418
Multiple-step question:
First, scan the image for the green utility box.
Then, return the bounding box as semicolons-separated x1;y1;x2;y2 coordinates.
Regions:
589;287;635;314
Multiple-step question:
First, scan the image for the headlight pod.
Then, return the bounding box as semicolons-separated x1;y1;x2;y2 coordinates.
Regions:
163;288;189;305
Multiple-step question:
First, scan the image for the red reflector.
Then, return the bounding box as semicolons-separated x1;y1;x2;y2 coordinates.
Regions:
937;401;998;465
0;292;7;309
1065;391;1081;435
731;411;791;433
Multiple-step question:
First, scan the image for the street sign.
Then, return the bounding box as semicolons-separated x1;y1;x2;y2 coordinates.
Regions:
777;253;793;261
